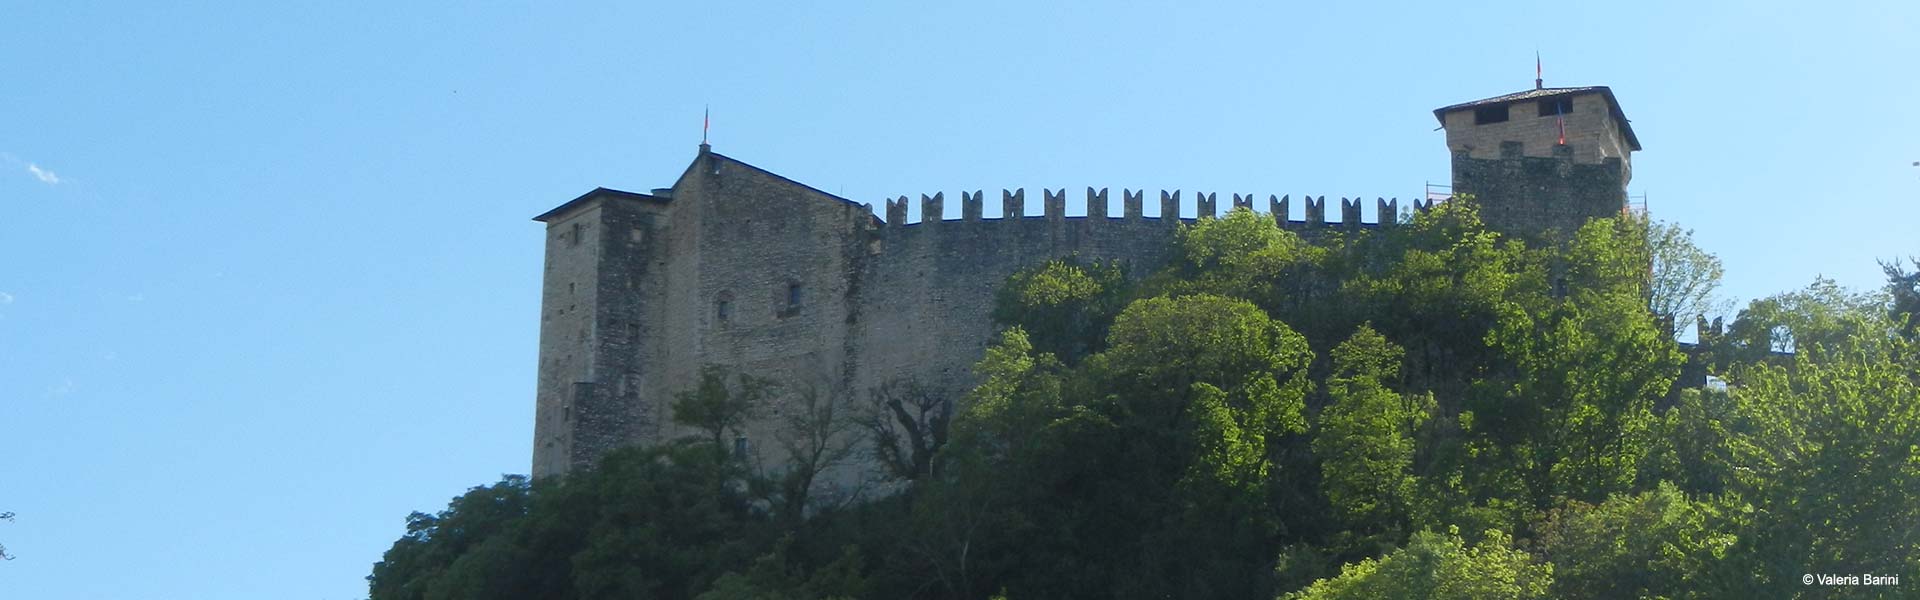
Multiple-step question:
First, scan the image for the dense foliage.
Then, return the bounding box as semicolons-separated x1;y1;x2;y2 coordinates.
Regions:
371;203;1920;599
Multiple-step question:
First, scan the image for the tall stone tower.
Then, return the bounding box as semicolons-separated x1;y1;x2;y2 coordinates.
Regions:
529;185;673;477
1433;84;1640;240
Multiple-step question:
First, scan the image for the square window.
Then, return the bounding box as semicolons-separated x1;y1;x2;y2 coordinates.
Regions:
1474;105;1509;124
1537;97;1573;117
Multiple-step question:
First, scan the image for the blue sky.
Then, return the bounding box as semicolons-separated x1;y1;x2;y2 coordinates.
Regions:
1;1;1914;598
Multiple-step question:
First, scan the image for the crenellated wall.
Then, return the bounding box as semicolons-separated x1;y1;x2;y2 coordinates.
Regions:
532;146;1577;493
534;82;1647;489
876;187;1406;230
534;152;1420;486
847;187;1412;447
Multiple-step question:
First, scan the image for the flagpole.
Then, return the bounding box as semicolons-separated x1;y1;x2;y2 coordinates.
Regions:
1535;51;1543;89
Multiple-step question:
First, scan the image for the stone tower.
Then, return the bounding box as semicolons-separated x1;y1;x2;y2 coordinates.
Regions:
1433;84;1640;240
529;185;672;477
530;144;881;479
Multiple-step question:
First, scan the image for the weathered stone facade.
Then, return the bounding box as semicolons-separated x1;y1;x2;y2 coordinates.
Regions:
530;85;1639;490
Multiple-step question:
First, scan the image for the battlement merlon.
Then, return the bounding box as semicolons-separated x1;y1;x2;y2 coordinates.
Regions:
868;189;1402;227
962;191;984;221
921;192;944;225
1044;188;1066;221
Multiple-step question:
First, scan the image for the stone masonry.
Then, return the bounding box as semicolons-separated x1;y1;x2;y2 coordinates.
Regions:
529;84;1640;494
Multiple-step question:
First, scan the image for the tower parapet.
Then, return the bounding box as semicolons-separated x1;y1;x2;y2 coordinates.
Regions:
1435;85;1639;240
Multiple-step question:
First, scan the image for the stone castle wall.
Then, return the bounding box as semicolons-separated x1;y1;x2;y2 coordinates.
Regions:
853;188;1407;415
1450;143;1629;242
532;142;1624;488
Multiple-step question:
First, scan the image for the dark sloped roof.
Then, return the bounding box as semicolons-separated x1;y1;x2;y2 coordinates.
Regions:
1433;86;1641;151
531;187;668;222
539;149;883;227
706;151;868;209
705;152;884;227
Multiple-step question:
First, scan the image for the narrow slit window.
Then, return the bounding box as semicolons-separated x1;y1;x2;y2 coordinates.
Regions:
787;283;803;309
716;291;734;323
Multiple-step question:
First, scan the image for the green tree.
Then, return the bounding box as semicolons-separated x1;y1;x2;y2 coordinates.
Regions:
1646;387;1743;496
1279;528;1552;600
367;445;773;600
1313;325;1434;535
1164;208;1323;308
1718;276;1886;365
1884;256;1920;339
672;364;776;451
857;328;1069;599
1647;220;1731;338
1531;482;1736;600
1339;200;1536;396
1477;218;1681;506
695;541;866;600
1716;307;1920;591
992;258;1131;364
368;476;537;600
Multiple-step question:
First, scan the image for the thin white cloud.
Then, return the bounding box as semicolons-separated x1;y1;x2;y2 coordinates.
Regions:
127;292;145;302
27;163;60;185
0;291;12;304
46;379;74;398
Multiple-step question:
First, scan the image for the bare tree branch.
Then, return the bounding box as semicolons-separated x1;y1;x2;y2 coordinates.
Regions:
857;379;952;481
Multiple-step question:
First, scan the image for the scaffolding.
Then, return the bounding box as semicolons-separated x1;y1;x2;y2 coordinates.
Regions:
1624;191;1649;219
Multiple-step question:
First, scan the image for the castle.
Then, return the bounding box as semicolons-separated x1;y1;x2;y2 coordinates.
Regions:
528;83;1640;483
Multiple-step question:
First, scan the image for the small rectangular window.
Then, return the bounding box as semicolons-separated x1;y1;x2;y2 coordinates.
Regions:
569;222;583;247
1474;105;1509;125
787;283;803;308
733;436;750;458
1537;97;1573;117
